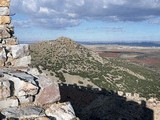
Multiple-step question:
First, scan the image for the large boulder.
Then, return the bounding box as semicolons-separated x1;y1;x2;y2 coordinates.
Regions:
0;80;10;100
3;73;39;97
45;102;76;120
1;106;45;119
0;98;19;110
11;44;29;59
0;25;11;39
12;55;31;67
35;75;60;105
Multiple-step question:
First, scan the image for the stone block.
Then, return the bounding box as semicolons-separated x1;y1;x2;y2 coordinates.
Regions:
0;0;10;7
11;44;29;59
35;75;60;105
1;106;45;119
4;37;18;45
0;16;10;24
12;55;31;67
0;98;19;110
0;80;10;100
0;7;9;16
18;96;34;105
0;25;11;39
45;102;76;120
0;47;6;66
3;73;39;97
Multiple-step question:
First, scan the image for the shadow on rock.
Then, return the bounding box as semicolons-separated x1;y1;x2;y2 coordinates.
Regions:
0;113;5;119
59;84;153;120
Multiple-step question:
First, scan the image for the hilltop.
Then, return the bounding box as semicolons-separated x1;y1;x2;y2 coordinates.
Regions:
30;37;160;99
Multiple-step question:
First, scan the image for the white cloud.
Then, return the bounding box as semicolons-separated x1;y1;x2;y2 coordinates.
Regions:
149;18;160;24
22;0;38;12
39;7;49;14
12;20;32;28
10;0;160;29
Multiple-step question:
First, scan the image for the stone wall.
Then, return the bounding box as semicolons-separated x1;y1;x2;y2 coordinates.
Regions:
0;0;31;67
0;1;78;119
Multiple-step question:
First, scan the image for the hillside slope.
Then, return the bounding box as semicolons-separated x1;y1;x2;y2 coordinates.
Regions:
30;37;160;99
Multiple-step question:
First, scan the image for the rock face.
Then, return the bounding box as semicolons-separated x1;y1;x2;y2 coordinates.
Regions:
0;98;19;109
0;1;77;120
0;0;10;7
0;25;11;39
35;75;61;105
0;16;10;24
0;80;10;100
45;102;76;120
0;69;60;109
0;7;9;16
1;106;45;119
0;68;77;119
11;44;30;59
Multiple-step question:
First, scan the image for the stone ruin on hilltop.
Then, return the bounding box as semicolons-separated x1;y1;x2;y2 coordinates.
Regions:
0;0;31;67
0;1;77;119
0;0;160;120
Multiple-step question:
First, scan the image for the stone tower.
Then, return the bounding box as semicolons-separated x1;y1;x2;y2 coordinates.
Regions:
0;0;31;67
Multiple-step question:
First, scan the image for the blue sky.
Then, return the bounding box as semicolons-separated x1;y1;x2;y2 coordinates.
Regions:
10;0;160;42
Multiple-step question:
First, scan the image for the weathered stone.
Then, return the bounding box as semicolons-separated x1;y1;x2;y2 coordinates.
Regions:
9;71;37;85
4;37;18;45
0;0;10;7
0;25;11;39
18;96;34;105
0;7;9;16
27;68;40;76
3;73;38;97
117;91;124;96
45;102;76;120
0;80;10;100
35;75;60;105
1;106;45;119
0;47;6;66
0;98;19;110
11;44;29;59
5;57;13;66
0;16;10;24
13;55;31;67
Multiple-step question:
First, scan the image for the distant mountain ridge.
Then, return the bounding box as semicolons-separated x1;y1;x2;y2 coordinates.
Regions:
22;39;160;47
79;41;160;47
